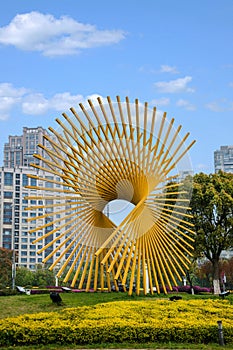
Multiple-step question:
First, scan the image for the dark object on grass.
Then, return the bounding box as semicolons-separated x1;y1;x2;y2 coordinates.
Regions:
50;292;62;305
118;283;129;292
169;295;182;301
219;291;230;298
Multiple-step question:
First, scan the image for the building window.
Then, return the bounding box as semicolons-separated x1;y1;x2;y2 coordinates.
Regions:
3;217;12;224
4;202;12;210
3;243;11;249
4;172;13;186
4;191;13;199
30;178;37;186
3;229;12;235
45;176;53;188
22;174;28;187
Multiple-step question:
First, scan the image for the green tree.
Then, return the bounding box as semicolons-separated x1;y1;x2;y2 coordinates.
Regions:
15;267;34;287
15;265;56;287
33;265;55;287
0;248;13;288
190;171;233;294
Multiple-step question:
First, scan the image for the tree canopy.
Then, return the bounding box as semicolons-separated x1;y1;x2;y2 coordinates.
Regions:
189;171;233;293
0;248;13;288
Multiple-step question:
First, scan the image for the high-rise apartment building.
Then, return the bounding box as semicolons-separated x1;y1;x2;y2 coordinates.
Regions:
0;127;67;271
3;126;50;168
0;167;59;269
214;145;233;173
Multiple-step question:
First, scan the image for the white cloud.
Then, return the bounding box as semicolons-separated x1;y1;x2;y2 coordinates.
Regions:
0;12;126;56
22;92;105;115
0;83;28;120
205;99;233;112
139;64;179;75
151;97;170;107
160;65;179;74
22;93;49;115
176;99;196;111
50;93;85;111
0;82;105;120
205;102;224;112
0;112;9;121
0;83;27;97
154;76;194;93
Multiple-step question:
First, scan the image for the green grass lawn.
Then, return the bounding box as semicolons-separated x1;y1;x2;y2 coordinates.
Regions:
2;342;233;350
0;290;229;319
0;291;232;350
0;290;137;318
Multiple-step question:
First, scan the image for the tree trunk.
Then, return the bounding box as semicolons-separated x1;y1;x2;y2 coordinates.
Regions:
212;259;221;294
213;279;221;294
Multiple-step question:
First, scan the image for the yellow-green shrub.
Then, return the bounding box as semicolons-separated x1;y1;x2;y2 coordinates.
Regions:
0;299;232;346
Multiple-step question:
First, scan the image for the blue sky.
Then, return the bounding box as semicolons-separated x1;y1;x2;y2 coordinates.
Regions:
0;0;232;173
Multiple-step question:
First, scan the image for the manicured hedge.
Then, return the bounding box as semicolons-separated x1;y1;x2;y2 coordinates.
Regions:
0;299;232;346
30;288;63;295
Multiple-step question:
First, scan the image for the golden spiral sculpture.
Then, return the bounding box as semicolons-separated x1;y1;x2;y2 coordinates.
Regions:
26;96;196;295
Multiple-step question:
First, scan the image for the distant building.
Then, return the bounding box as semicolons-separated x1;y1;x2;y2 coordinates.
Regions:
0;166;66;270
3;126;51;168
0;127;70;271
214;145;233;173
177;170;194;181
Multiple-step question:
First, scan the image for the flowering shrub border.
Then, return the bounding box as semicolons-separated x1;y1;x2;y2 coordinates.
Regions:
17;285;212;295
